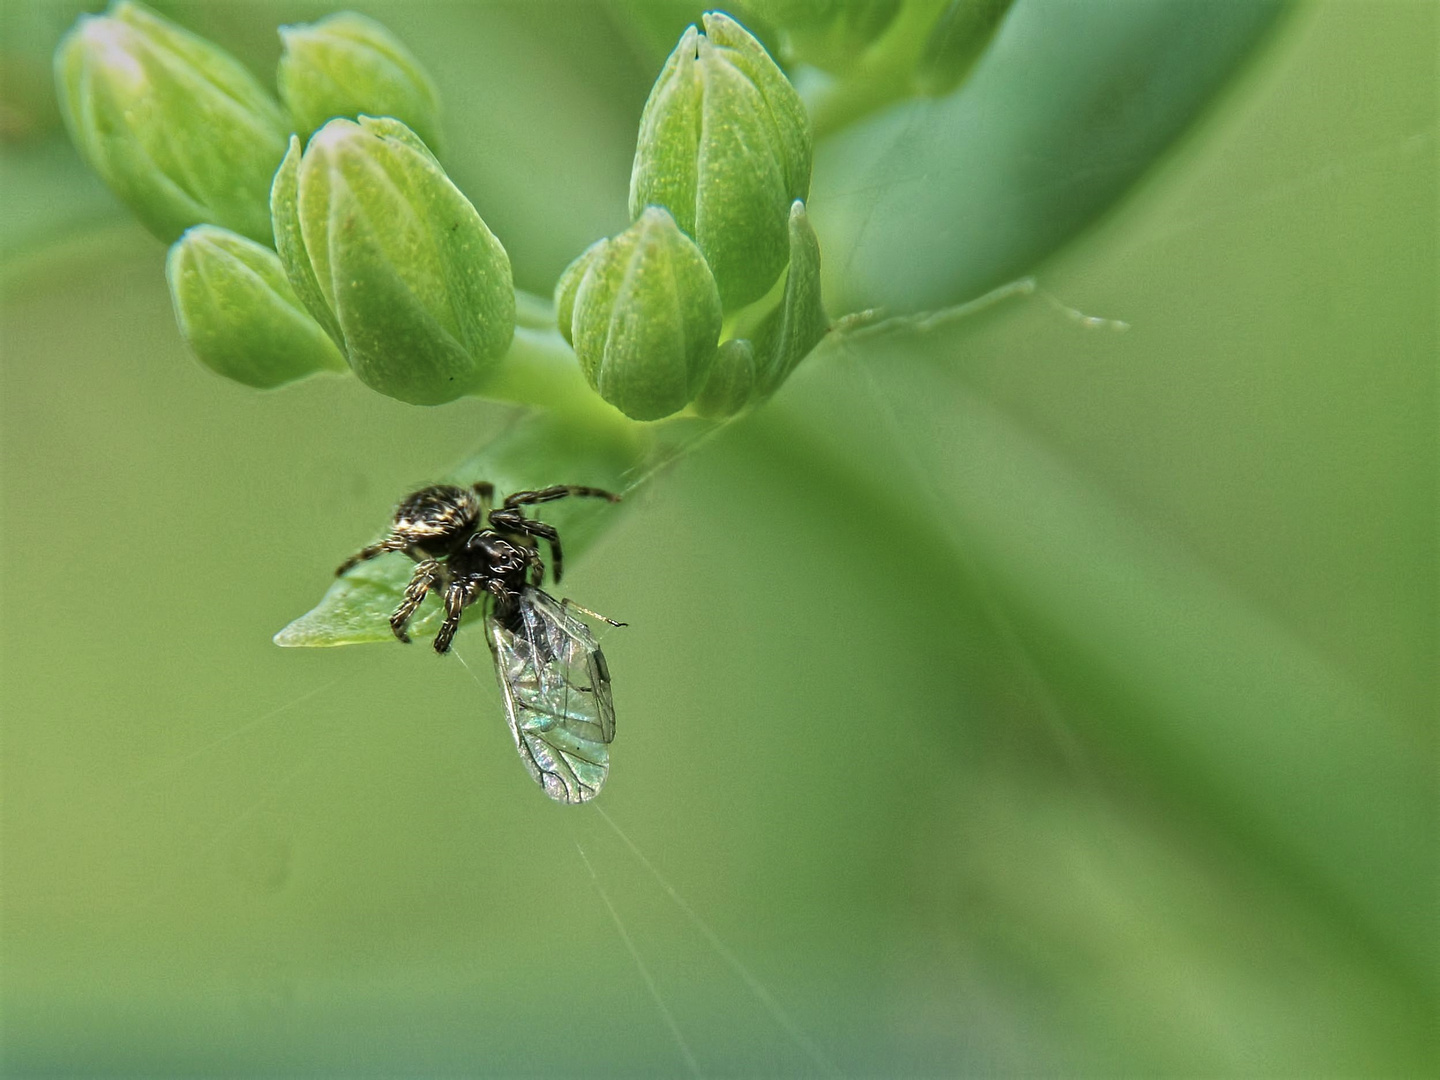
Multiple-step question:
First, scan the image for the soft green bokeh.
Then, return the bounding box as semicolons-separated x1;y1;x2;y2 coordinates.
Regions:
2;1;1434;1076
809;0;1288;313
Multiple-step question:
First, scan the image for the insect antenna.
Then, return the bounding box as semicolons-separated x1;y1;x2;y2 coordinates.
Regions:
561;597;626;628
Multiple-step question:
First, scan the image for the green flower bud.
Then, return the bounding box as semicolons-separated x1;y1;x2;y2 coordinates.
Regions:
694;338;757;419
751;199;828;396
630;12;812;311
278;12;443;154
54;0;289;244
271;116;515;406
571;207;722;421
166;225;348;389
692;196;827;419
553;238;606;347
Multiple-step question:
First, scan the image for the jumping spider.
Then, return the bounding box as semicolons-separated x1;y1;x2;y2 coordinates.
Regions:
337;481;620;653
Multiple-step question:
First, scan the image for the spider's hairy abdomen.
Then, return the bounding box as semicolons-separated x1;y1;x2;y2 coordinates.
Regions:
391;484;483;542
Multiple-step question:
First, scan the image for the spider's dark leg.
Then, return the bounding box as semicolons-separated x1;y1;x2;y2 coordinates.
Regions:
390;559;441;643
501;485;620;510
433;579;473;654
491;511;564;583
336;535;409;576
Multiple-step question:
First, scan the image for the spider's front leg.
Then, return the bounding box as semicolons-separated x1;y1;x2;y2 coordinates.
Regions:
390;559;442;643
433;580;469;654
336;534;410;576
501;485;619;510
434;577;492;654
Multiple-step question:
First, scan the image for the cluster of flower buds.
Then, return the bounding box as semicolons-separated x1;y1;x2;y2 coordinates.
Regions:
56;1;509;404
58;3;833;419
630;12;812;311
559;12;827;421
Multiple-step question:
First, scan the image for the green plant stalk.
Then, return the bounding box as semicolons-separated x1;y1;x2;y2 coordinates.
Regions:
478;322;614;415
804;0;952;139
513;287;561;330
473;289;644;417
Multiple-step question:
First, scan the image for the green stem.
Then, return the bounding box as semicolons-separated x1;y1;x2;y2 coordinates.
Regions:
476;323;615;415
514;287;558;330
474;289;618;415
805;0;949;139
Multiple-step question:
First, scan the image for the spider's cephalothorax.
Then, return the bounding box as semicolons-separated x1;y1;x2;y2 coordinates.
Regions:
336;481;620;653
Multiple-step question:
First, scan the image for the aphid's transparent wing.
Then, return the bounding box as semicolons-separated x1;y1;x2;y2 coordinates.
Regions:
487;587;616;804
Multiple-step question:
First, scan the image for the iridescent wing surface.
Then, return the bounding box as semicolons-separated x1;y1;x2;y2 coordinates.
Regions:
486;587;615;803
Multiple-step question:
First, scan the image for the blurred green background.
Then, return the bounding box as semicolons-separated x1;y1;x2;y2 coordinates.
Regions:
1;1;1434;1075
